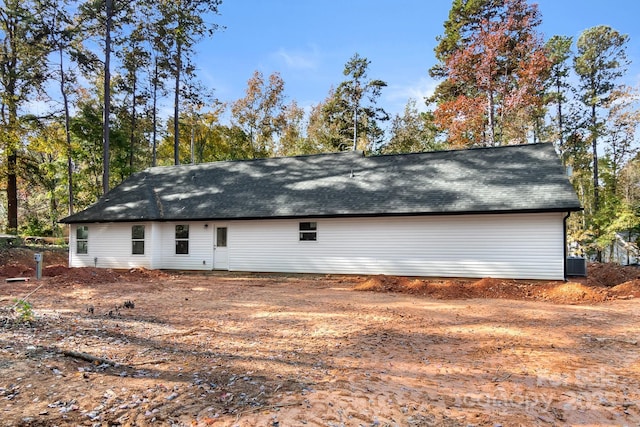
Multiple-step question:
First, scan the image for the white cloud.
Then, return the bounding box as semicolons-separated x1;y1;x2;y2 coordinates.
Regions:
383;77;438;115
387;77;437;105
273;46;319;70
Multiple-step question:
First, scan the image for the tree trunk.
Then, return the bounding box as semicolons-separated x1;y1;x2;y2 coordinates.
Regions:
173;42;182;165
487;90;496;146
591;104;599;210
190;114;195;164
103;0;113;195
591;103;602;262
557;78;564;147
59;46;74;216
129;72;137;169
7;152;18;231
6;86;18;231
152;58;159;167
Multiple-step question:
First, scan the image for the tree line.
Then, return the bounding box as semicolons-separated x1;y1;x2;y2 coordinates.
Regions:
0;0;638;261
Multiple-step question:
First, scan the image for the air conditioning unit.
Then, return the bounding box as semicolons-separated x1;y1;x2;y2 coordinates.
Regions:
567;257;587;277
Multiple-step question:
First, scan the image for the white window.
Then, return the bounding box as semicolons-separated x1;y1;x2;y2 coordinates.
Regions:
175;225;189;254
76;226;88;254
132;225;145;255
299;222;317;241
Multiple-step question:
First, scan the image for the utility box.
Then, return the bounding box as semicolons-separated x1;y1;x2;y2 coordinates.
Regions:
567;257;587;277
34;253;43;280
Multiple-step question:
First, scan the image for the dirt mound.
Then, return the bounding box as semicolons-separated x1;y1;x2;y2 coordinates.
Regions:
355;275;619;304
536;281;608;303
0;262;34;277
587;262;640;286
356;276;520;300
47;267;122;285
608;279;640;298
0;247;170;285
0;246;68;267
125;267;169;279
43;264;70;277
354;274;413;292
45;266;170;286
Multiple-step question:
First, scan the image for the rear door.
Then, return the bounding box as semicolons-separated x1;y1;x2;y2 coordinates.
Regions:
213;225;228;270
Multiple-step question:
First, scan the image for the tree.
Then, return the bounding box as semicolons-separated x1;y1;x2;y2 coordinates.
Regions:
601;87;639;197
23;119;68;234
0;0;50;231
306;93;346;152
42;0;98;216
230;70;286;158
154;0;222;165
429;0;550;147
77;0;134;193
276;100;316;156
545;35;573;149
382;99;443;154
574;25;629;211
326;53;388;151
115;8;151;173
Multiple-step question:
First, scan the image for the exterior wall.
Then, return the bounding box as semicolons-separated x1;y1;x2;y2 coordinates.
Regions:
68;221;214;271
228;213;566;280
156;222;214;270
69;222;153;269
68;212;566;279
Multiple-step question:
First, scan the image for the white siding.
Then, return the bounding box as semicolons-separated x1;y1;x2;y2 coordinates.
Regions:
157;222;213;270
69;222;153;269
69;213;567;279
228;213;566;280
68;221;214;271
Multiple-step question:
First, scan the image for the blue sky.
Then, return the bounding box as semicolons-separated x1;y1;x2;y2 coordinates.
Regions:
196;1;640;119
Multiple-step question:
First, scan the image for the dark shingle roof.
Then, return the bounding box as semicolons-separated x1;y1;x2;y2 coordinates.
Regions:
60;143;581;223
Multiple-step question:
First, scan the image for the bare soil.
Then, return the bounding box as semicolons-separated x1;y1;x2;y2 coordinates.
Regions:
1;249;639;426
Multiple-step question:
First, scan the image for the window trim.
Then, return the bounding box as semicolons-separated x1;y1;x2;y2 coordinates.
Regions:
299;221;317;242
216;227;227;248
76;226;88;255
175;224;190;255
132;225;145;255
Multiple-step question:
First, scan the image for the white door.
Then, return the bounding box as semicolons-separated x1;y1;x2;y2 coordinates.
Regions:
213;225;229;270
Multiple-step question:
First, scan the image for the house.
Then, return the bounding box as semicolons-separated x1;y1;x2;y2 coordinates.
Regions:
602;231;640;265
60;143;582;280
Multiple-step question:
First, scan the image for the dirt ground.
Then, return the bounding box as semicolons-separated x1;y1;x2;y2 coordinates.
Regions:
1;249;640;426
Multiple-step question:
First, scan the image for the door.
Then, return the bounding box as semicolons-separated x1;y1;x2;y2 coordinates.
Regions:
213;225;229;270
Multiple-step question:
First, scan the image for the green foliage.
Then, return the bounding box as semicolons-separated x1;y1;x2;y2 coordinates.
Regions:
230;71;287;158
575;26;629;109
12;299;34;323
0;0;52;231
382;99;444;154
545;35;574;146
20;217;50;237
313;53;389;152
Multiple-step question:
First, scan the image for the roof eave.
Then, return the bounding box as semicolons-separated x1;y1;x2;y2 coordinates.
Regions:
58;206;583;224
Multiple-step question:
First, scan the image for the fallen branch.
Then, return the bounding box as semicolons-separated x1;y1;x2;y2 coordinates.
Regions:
59;349;119;366
130;359;170;366
150;328;205;338
235;401;302;421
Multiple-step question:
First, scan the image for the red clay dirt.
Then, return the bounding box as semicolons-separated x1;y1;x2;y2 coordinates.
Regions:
0;248;639;426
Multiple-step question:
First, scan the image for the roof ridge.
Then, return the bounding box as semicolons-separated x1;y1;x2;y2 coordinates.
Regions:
370;142;551;160
148;150;365;172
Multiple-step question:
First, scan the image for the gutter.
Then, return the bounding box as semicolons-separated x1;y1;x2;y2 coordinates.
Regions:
563;211;571;281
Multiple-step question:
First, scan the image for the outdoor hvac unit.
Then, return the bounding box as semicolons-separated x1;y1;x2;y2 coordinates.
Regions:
566;257;587;277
